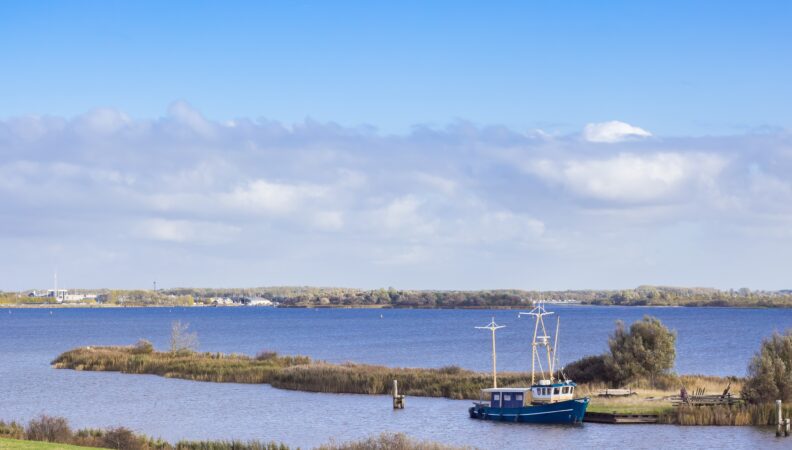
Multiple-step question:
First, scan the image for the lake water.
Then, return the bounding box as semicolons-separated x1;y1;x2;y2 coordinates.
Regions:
1;306;790;449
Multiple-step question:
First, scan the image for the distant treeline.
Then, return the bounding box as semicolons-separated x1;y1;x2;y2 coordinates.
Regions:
4;285;792;308
162;285;792;308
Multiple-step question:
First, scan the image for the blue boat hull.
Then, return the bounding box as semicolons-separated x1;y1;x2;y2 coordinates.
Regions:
469;397;589;424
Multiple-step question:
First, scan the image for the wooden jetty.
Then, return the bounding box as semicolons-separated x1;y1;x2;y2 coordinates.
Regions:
596;388;635;397
583;412;659;424
670;386;742;407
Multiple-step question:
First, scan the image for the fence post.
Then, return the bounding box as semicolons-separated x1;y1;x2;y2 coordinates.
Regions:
777;400;783;437
393;379;405;409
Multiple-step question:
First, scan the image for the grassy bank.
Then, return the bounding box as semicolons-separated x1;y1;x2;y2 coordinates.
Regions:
0;438;93;449
1;416;466;450
54;344;790;426
52;345;531;400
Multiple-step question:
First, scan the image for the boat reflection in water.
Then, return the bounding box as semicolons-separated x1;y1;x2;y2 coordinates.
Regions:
469;303;590;424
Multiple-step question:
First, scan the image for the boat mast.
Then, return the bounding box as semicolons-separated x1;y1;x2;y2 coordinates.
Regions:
476;317;505;388
519;302;554;385
552;316;560;379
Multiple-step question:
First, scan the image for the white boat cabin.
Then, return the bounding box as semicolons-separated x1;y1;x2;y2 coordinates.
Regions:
530;380;577;404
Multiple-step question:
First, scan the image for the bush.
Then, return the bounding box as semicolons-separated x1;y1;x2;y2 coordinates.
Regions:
742;330;792;404
25;415;72;442
171;321;199;353
608;315;676;386
256;351;278;361
562;316;676;387
131;339;154;355
317;432;467;450
0;420;25;439
563;354;613;384
436;365;464;375
102;427;144;450
175;440;289;450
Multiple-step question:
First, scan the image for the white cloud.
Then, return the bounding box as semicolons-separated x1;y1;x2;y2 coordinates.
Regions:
2;104;792;289
221;179;328;215
583;120;652;143
529;153;725;203
74;108;130;136
134;219;240;244
374;196;435;235
167;100;216;137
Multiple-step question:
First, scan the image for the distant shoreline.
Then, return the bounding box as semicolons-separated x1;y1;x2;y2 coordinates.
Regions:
3;302;789;310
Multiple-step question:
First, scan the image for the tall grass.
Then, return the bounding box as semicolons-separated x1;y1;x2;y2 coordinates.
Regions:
52;346;531;400
1;417;468;450
316;433;472;450
53;345;789;426
662;403;792;426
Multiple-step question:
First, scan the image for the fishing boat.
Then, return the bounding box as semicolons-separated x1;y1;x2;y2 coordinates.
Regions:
468;303;589;424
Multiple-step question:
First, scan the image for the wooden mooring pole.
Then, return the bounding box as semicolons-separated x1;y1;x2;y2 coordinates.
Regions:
777;400;790;437
393;379;405;409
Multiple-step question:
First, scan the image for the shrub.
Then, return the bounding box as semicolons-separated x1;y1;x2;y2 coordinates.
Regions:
562;316;676;387
436;365;464;375
256;351;278;361
175;440;289;450
131;339;154;355
0;420;25;439
25;415;72;443
102;426;144;450
563;354;613;384
742;330;792;404
171;321;199;353
317;432;468;450
608;315;676;387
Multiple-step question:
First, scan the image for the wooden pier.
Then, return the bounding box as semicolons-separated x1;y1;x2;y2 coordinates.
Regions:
583;412;659;424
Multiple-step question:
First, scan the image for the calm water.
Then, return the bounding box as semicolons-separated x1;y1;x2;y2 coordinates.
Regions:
1;306;790;449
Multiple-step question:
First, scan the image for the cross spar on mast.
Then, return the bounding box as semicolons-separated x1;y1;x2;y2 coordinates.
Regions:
475;318;505;388
519;301;555;385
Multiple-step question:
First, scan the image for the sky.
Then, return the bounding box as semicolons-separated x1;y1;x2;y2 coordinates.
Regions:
1;1;791;291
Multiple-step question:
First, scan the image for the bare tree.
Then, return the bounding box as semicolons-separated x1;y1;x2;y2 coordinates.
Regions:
170;320;199;353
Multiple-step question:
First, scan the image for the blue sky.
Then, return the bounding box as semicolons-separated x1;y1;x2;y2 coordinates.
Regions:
2;1;790;134
1;1;791;290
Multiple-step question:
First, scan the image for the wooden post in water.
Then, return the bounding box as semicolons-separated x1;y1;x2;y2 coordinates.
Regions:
393;379;405;409
777;400;783;437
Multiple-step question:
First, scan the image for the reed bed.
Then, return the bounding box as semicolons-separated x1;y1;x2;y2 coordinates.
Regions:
1;416;468;450
661;403;792;426
52;345;788;426
52;346;531;400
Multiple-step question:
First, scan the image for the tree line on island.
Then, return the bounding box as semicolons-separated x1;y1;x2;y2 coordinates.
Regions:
4;285;792;307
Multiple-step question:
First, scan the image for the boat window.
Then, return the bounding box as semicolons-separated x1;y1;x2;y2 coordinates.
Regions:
516;394;523;401
554;387;560;395
503;394;511;401
543;388;549;395
493;394;500;400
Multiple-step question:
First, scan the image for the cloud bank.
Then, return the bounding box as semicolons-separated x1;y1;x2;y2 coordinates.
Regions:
1;104;791;290
583;120;652;143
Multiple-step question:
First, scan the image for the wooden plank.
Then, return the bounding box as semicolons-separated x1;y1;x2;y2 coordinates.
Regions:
583;412;659;424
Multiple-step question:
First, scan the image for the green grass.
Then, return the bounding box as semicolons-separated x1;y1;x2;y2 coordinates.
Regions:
0;438;93;449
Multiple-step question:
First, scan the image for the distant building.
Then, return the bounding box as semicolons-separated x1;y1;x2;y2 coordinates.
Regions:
247;297;274;306
47;289;68;302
